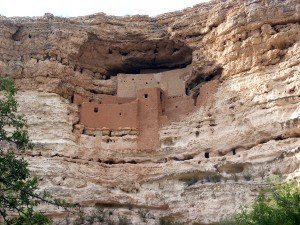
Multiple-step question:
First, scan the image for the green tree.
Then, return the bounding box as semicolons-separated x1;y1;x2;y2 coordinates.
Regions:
221;180;300;225
0;77;65;224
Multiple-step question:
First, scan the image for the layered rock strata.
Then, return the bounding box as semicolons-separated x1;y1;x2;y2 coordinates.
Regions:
0;0;299;224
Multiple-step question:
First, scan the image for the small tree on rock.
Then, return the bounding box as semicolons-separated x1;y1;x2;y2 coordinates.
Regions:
221;179;300;225
0;77;66;224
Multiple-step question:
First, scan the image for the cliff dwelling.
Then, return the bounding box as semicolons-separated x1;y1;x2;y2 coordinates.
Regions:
71;34;221;151
74;66;219;150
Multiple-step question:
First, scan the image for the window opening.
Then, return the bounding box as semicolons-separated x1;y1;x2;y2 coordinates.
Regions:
205;152;209;158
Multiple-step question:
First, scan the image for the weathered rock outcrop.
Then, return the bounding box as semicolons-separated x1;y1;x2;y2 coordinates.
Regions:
0;0;299;224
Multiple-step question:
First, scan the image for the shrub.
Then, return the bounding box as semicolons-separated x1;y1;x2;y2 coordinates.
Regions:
220;180;300;225
91;208;107;222
0;77;67;224
70;207;118;225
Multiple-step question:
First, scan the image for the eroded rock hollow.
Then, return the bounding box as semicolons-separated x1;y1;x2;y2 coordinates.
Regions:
0;0;299;224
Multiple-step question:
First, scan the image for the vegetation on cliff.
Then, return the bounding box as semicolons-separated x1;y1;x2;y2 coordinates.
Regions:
0;77;65;225
222;179;300;225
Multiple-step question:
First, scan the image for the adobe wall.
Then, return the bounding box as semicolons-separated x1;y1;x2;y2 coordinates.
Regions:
73;94;86;105
101;95;134;104
196;80;220;107
117;66;191;98
76;88;164;150
164;96;195;121
80;100;138;130
74;77;219;151
137;87;163;150
73;93;133;105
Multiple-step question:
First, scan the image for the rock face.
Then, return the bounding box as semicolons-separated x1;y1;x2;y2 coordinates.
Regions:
0;0;300;224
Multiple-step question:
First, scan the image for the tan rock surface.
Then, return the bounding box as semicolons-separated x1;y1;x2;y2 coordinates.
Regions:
1;0;299;224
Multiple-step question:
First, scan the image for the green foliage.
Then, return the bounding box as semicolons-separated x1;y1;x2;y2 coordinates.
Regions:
7;209;51;225
221;180;300;225
91;208;108;223
70;207;133;225
0;77;31;150
0;77;67;224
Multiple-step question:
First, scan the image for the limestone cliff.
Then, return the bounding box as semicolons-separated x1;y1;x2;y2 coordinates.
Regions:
0;0;299;224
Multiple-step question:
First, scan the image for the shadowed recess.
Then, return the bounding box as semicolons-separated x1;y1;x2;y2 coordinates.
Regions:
72;33;193;78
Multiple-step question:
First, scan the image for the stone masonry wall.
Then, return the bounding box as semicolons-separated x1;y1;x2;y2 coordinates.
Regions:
117;66;190;98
